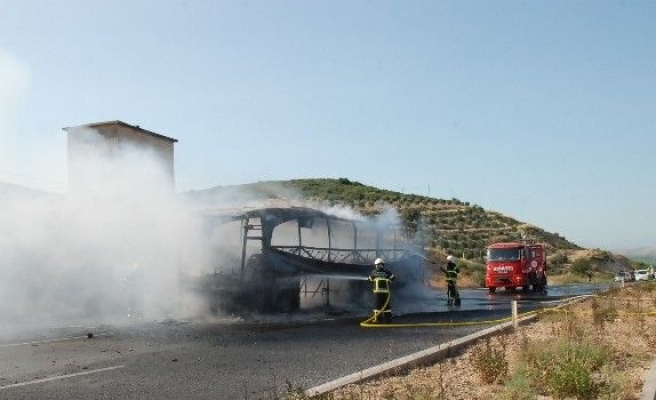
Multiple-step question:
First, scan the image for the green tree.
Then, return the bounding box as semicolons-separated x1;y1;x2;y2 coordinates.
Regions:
401;207;422;235
571;258;592;275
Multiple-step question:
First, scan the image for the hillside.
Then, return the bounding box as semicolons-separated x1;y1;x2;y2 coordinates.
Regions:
1;178;640;277
183;177;581;252
181;178;646;278
614;247;656;265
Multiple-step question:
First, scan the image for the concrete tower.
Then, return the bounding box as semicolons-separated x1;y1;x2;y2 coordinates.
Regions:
62;120;178;194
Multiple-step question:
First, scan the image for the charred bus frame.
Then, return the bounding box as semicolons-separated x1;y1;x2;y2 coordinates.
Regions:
184;207;423;314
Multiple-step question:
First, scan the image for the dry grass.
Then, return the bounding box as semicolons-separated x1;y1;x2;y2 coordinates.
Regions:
319;283;656;400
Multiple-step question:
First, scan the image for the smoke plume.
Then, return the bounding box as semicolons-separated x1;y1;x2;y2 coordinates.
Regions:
0;129;203;337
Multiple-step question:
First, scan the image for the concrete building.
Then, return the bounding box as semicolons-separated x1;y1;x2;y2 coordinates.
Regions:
62;121;178;194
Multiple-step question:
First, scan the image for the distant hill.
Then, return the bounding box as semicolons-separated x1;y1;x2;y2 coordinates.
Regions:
181;177;582;255
183;178;651;277
614;247;656;265
3;178;637;275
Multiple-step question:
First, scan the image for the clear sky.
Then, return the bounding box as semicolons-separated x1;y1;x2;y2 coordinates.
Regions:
1;1;654;251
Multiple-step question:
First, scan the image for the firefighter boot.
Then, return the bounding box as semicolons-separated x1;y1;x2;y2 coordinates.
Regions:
383;311;392;324
372;309;380;323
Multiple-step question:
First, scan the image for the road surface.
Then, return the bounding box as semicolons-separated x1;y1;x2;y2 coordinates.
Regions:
0;283;606;399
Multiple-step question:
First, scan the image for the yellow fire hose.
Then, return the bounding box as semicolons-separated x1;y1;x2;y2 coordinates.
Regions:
358;291;533;328
357;294;617;329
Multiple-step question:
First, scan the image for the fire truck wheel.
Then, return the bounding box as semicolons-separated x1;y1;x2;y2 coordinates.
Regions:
488;287;496;293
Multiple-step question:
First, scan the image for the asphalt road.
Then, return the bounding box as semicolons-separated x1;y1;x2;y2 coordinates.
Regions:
0;283;606;400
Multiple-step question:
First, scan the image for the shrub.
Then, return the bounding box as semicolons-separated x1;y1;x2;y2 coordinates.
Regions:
520;337;610;399
498;365;537;400
590;297;618;329
471;337;508;384
545;360;597;400
571;258;592;275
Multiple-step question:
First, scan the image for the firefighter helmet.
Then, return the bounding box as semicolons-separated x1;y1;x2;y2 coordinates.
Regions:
446;255;456;262
374;257;385;266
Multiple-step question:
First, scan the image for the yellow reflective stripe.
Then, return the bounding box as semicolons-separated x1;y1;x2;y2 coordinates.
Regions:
374;278;390;293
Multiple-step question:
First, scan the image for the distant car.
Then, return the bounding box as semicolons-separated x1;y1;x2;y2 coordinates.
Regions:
634;269;649;281
615;271;634;282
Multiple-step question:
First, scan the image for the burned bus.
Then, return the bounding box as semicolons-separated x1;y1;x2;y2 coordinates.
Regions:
179;207;425;314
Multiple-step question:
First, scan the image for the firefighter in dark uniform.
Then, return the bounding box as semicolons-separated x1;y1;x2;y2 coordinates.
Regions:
368;258;395;323
441;255;461;306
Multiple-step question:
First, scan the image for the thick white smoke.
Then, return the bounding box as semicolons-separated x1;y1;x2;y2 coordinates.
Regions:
0;129;205;336
0;118;433;335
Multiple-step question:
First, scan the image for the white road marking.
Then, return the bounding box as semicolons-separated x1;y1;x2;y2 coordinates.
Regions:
0;333;111;348
0;365;125;390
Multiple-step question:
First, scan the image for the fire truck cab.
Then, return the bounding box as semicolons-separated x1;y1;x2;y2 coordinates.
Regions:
484;242;547;293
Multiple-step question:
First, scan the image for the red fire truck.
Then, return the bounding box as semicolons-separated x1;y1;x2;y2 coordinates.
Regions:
484;241;547;292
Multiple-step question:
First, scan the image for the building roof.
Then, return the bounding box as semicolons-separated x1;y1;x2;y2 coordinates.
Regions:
62;120;178;143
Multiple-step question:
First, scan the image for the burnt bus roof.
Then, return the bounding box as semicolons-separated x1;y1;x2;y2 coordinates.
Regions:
196;206;357;225
244;207;352;222
196;205;411;249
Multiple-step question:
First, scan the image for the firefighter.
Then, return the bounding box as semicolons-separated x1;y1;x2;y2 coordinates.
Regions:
368;258;395;323
441;255;461;306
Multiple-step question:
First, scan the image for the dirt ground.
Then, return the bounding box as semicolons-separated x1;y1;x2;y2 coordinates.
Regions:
327;283;656;400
